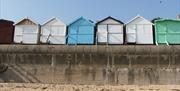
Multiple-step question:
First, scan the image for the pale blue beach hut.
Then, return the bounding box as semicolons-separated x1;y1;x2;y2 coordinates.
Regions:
67;17;95;45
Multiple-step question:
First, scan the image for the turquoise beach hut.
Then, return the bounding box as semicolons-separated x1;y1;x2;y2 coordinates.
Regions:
67;17;95;45
155;19;180;45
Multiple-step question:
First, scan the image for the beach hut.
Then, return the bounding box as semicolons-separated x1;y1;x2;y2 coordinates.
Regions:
96;16;124;44
40;17;67;44
0;19;14;44
14;18;39;44
126;15;154;44
155;19;180;45
14;17;40;44
67;17;95;45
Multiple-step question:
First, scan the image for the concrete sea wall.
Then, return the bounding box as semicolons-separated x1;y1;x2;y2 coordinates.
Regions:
0;45;180;85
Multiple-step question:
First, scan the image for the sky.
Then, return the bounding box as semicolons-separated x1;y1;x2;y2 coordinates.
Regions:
0;0;180;24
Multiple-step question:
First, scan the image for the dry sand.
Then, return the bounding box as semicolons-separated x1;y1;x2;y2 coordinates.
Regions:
0;83;179;91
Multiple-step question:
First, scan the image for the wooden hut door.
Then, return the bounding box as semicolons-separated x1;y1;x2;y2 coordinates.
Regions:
136;25;144;43
77;26;94;44
97;25;108;44
23;26;38;44
127;25;136;43
158;34;167;43
108;25;123;44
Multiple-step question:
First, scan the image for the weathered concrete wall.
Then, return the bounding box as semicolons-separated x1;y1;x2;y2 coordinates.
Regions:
0;45;180;85
0;45;180;65
1;45;180;54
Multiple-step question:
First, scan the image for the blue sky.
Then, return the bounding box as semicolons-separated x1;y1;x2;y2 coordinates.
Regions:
0;0;179;24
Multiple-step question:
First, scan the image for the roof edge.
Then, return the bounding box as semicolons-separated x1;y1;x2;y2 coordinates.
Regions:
155;19;180;23
96;16;124;25
14;17;39;25
126;15;153;25
68;17;94;26
42;17;66;26
0;19;14;24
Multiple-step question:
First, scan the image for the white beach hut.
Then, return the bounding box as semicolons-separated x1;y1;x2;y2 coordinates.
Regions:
96;16;124;44
126;15;154;44
14;17;40;44
40;17;66;44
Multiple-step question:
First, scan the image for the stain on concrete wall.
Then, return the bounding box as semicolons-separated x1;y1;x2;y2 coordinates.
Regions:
0;45;180;85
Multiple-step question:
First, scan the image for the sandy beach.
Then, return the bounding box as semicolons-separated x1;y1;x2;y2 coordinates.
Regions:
0;83;179;91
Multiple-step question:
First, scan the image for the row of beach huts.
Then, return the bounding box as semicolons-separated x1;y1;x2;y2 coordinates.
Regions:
0;15;180;45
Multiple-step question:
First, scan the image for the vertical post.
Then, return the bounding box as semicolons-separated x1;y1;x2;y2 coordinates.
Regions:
75;27;78;64
112;54;115;66
172;46;175;65
129;57;132;68
13;54;16;64
157;46;160;68
168;46;171;68
51;54;56;67
51;54;56;83
90;53;92;64
75;50;77;64
107;46;110;67
127;46;131;68
107;53;110;67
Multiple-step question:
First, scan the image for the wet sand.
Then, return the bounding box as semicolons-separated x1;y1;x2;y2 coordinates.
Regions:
0;83;180;91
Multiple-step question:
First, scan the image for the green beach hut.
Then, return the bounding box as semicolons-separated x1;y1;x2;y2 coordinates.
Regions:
155;19;180;45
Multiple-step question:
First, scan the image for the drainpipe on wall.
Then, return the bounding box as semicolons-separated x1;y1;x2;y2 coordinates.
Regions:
155;42;159;46
165;35;169;46
166;41;169;46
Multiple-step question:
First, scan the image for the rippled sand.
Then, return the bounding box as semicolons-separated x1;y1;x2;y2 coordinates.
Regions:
0;83;180;91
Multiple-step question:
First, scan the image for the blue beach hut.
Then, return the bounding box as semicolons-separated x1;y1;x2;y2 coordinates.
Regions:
67;17;95;45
